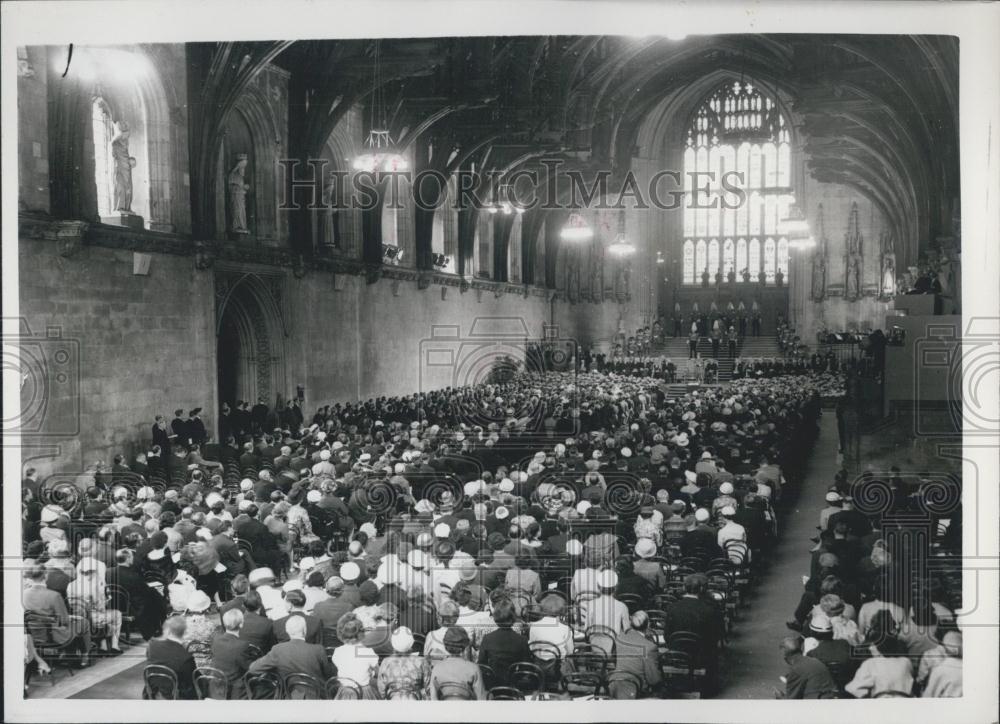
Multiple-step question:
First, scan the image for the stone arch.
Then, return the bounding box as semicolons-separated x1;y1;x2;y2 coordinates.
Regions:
216;84;283;242
215;272;288;413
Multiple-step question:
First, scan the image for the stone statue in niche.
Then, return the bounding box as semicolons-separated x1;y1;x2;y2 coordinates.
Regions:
811;251;826;301
880;231;896;298
321;169;340;248
845;254;861;301
228;153;251;235
111;121;136;213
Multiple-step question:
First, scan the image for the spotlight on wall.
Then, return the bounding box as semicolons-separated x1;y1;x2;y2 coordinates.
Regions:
382;244;402;264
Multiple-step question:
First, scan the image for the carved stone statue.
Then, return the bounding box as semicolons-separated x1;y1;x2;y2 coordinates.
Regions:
321;170;339;247
111;121;136;213
228;153;251;234
811;251;826;301
846;254;861;301
879;231;896;298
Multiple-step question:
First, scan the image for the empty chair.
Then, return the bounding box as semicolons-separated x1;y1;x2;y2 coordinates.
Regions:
508;661;545;698
325;675;362;700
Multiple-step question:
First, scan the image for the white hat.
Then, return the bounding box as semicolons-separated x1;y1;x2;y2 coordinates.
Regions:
79;557;100;573
391;626;415;653
249;567;276;585
196;527;213;541
825;491;842;503
621;447;632;458
720;505;736;517
464;480;485;498
240;478;254;491
684;470;698;483
205;491;223;507
186;590;212;613
359;452;372;463
494;506;509;520
433;522;451;539
407;550;426;569
340;561;361;581
282;578;304;593
359;522;378;538
701;451;713;460
695;508;710;523
635;538;657;558
576;500;592;515
675;433;690;447
566;539;584;556
320;449;331;461
597;569;619;589
414;499;434;514
719;482;734;495
316;431;327;441
137;486;154;500
332;440;344;451
40;505;62;523
498;478;515;493
394;463;406;475
299;556;316;571
238;499;252;512
306;489;322;503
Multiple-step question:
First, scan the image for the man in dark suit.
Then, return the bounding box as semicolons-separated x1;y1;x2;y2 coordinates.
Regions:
171;410;190;448
662;573;723;694
233;504;280;573
778;635;839;699
188;408;208;447
680;508;724;559
251;397;270;435
152;415;174;457
211;609;256;699
239;442;259;472
612;611;663;698
106;549;167;640
146;616;197;699
272;589;322;644
247;616;334;697
312;577;354;646
238;590;275;654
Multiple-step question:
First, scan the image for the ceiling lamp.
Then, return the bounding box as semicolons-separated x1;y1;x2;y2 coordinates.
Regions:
353;40;408;174
606;210;635;257
560;212;593;242
353;129;408;173
778;202;810;236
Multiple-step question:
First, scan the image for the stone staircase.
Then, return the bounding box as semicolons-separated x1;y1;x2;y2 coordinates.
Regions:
650;334;783;382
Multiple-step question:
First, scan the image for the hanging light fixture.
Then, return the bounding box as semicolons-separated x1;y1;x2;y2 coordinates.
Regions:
560;212;593;242
353;41;408;174
606;209;635;257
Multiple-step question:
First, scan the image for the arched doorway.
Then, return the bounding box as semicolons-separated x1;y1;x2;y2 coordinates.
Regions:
215;273;288;435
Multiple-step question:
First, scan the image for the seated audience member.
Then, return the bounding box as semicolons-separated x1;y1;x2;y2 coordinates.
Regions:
477;597;530;686
921;630;962;698
247;615;334;698
611;611;663;698
428;626;486;700
146;616;197;699
777;635;839;699
844;633;914;698
23;563;93;667
272;588;321;644
330;614;379;698
377;626;429;700
210;609;255;699
237;589;275;655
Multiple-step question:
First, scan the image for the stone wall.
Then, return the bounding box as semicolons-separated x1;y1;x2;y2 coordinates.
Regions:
18;237;216;478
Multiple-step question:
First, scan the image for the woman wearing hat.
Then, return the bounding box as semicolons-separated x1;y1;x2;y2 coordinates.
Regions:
180;589;217;666
377;626;429;699
67;558;123;656
331;614;379;698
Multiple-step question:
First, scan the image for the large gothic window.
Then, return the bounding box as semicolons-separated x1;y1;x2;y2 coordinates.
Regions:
683;79;793;284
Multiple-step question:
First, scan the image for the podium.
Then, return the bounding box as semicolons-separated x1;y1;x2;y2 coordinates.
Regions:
891;294;940;316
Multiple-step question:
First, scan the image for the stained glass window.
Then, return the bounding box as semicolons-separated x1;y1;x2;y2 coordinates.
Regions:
764;237;776;283
683;79;793;284
683;240;695;284
777;237;789;278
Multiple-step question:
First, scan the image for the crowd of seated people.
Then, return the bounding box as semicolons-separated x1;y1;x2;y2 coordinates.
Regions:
21;366;893;701
776;466;963;699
